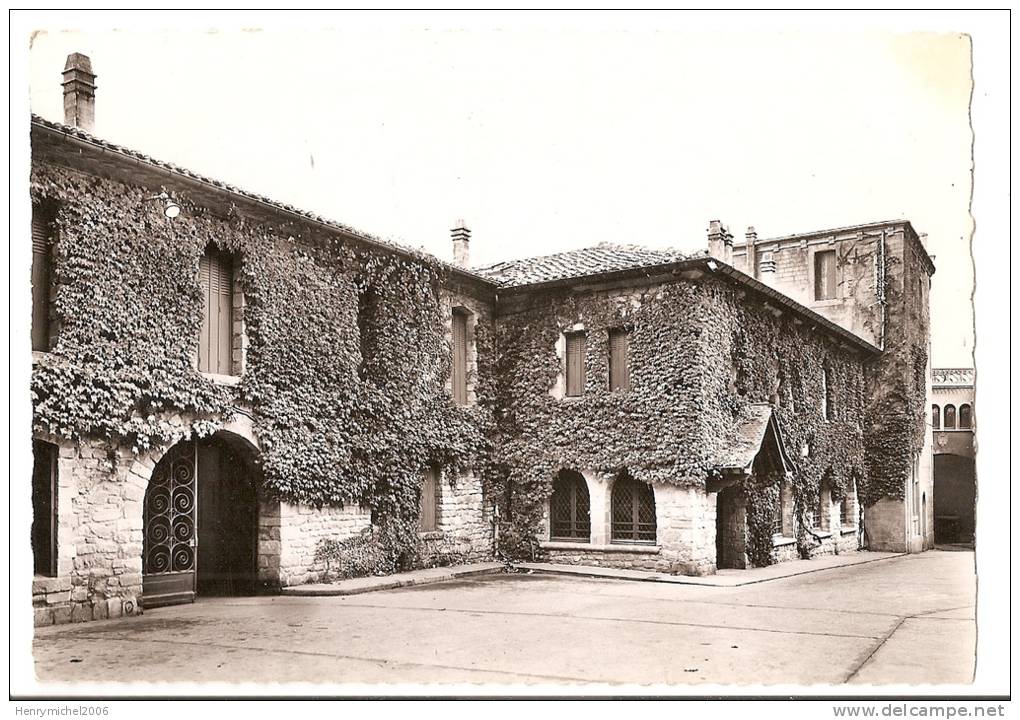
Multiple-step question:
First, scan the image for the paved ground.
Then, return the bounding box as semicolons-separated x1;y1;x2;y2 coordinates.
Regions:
32;550;975;688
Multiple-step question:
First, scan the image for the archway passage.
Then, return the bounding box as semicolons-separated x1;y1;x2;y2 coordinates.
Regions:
933;454;976;545
142;435;258;608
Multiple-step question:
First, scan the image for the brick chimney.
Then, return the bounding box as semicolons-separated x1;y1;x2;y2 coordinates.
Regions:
62;53;97;131
759;250;777;287
707;220;733;264
745;226;758;278
451;219;471;268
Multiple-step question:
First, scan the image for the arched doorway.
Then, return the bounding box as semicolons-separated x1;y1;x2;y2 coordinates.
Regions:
142;433;259;608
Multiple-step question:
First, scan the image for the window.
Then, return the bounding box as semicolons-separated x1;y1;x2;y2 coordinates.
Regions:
565;331;586;397
419;465;441;532
818;473;834;531
959;404;973;429
932;404;941;430
608;328;631;392
451;309;469;405
774;477;794;537
198;245;235;375
611;473;656;543
814;249;838;301
549;470;590;541
822;365;833;421
840;476;858;527
943;404;957;430
31;204;55;352
32;440;58;576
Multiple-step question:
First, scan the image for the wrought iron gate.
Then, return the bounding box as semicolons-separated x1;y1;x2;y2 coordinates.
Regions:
142;440;198;607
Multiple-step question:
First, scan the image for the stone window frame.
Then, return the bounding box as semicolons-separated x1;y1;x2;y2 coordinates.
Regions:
807;241;843;308
30;435;75;582
196;248;247;386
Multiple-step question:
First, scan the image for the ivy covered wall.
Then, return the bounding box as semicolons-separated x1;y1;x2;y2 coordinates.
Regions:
30;161;492;558
484;274;869;562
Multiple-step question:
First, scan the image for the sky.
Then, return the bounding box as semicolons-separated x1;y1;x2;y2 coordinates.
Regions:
25;18;974;365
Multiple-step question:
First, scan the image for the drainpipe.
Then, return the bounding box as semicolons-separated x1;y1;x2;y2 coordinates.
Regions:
876;230;887;352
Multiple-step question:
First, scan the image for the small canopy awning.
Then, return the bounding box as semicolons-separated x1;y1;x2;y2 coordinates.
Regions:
710;404;794;489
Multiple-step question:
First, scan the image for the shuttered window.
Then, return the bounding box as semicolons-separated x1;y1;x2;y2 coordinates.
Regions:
198;246;234;375
31;206;54;352
814;250;837;300
32;440;58;577
419;465;440;532
608;328;630;391
932;404;941;430
959;404;973;429
452;310;468;405
943;405;957;429
565;332;586;397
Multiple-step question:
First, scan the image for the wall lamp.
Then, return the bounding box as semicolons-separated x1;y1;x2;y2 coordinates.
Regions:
147;192;181;219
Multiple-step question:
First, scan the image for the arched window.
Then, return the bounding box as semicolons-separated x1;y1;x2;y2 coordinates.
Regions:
549;470;590;541
32;440;58;576
611;472;656;543
944;404;957;430
959;404;973;429
931;404;941;430
198;245;235;375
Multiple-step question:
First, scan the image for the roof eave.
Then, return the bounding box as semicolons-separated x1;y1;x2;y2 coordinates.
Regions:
30;117;497;290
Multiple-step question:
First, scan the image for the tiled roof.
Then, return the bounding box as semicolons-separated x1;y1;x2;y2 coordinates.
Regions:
713;404;793;473
473;242;699;288
30;114;492;282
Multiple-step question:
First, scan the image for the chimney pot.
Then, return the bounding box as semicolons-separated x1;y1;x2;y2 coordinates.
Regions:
62;52;97;132
451;220;471;268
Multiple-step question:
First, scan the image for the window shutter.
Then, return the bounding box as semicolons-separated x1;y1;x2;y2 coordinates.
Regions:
452;311;468;405
609;329;630;391
198;248;233;374
31;208;52;352
566;332;585;397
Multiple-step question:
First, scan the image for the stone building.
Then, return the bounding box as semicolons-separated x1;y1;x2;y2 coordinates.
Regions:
930;368;976;544
28;54;934;625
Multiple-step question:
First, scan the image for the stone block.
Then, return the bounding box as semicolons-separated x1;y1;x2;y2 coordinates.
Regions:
52;606;72;625
92;508;121;523
46;590;70;605
92;600;108;621
34;607;55;626
70;603;89;622
70;586;89;603
107;598;123;619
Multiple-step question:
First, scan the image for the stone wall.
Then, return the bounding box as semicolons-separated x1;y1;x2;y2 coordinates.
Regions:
421;471;492;564
272;501;373;587
32;436;152;626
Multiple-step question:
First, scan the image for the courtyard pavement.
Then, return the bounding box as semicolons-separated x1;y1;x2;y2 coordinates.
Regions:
31;550;975;690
